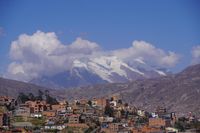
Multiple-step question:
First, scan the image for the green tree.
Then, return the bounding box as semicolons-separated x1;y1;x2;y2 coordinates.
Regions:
121;109;125;116
43;89;58;105
5;103;15;111
110;97;114;101
44;90;49;96
124;103;128;107
28;93;35;101
174;121;185;132
104;105;114;117
36;90;43;100
46;95;58;105
18;92;29;103
118;99;122;104
88;100;92;106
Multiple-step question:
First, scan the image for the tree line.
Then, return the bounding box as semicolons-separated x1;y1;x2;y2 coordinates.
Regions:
17;89;58;105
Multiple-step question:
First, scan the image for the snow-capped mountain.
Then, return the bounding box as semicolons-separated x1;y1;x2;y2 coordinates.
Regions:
30;56;167;89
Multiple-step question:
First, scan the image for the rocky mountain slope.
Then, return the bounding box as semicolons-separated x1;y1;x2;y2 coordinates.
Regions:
30;56;167;89
0;77;56;98
57;64;200;116
1;64;199;116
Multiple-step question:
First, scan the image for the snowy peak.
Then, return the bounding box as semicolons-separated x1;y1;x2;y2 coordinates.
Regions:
134;58;146;65
73;59;88;69
71;56;166;83
31;55;167;89
88;56;131;82
154;69;167;76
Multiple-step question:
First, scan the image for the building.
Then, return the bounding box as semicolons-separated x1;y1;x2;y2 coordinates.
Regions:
141;125;163;133
84;106;95;114
110;94;120;101
79;99;88;105
156;106;167;117
110;101;117;107
52;101;67;112
30;113;42;118
65;123;89;129
99;116;114;123
96;97;108;108
114;110;121;119
14;106;30;117
25;100;48;113
149;118;171;128
0;96;15;106
151;112;159;118
91;98;98;107
109;123;123;132
44;125;66;130
43;110;56;117
101;123;124;133
137;110;146;117
68;114;80;124
12;122;33;128
72;104;85;114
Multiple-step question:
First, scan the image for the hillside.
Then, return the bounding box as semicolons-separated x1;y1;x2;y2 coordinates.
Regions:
57;64;200;116
0;64;200;116
0;77;55;98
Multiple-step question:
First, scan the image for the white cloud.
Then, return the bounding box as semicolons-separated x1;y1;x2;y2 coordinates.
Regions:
6;30;100;81
6;31;180;81
191;45;200;64
112;40;180;68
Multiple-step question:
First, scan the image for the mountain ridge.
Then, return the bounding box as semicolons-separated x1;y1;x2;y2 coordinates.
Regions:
30;55;167;89
1;64;199;116
0;77;56;98
56;64;200;116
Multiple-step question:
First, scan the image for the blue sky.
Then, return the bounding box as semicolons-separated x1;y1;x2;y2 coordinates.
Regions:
0;0;200;76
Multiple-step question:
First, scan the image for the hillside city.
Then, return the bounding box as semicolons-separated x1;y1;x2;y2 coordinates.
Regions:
1;0;200;133
0;90;200;133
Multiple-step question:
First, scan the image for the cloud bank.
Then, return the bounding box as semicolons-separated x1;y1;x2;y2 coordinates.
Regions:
112;40;180;68
6;30;180;81
191;45;200;64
